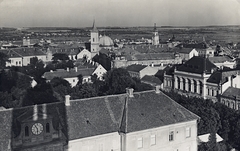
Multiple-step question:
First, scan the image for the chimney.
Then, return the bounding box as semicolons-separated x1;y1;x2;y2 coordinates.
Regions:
155;85;161;93
67;67;69;72
42;103;47;119
65;95;71;106
75;67;78;72
50;70;53;72
126;88;134;98
33;105;38;121
151;64;154;67
211;68;214;73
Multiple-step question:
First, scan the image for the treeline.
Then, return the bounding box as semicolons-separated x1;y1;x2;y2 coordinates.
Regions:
0;67;152;108
163;90;240;151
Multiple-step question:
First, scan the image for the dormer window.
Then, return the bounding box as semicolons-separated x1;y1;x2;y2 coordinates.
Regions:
25;126;29;137
46;123;50;133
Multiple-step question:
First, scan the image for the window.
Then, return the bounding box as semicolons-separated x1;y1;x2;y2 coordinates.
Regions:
186;127;191;138
73;79;75;82
93;38;95;42
46;123;50;133
169;131;174;141
25;126;29;136
137;137;143;148
150;135;156;145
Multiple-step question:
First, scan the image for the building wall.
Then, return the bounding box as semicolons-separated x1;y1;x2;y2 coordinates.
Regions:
68;132;120;151
65;77;79;87
214;61;236;69
232;74;240;88
124;120;198;151
6;57;23;67
189;49;198;59
220;97;240;110
22;55;47;66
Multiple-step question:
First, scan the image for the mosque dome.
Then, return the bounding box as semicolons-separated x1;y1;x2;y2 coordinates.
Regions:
99;36;114;47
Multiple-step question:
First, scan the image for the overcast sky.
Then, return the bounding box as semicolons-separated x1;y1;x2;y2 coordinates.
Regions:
0;0;240;27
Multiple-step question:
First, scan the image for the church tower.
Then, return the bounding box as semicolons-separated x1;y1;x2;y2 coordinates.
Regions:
152;23;159;45
90;20;99;57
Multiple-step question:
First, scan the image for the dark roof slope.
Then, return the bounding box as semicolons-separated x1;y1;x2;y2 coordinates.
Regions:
177;56;217;74
141;75;162;86
222;87;240;99
171;47;194;54
126;64;147;72
207;69;240;84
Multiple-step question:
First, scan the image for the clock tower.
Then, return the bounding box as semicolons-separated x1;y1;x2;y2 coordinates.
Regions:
152;23;159;45
90;20;99;57
12;104;67;151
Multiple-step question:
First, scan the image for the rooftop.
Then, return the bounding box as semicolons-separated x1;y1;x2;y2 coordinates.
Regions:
177;56;217;74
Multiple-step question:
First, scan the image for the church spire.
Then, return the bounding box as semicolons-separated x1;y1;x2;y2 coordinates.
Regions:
154;23;157;31
92;20;98;32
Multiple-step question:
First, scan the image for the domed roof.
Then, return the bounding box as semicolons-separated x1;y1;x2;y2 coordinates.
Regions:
99;36;114;47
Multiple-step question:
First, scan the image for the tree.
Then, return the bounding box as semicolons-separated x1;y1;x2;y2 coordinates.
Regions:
52;53;69;62
0;52;9;69
71;83;97;99
23;82;58;106
104;68;135;94
50;77;72;102
76;74;83;86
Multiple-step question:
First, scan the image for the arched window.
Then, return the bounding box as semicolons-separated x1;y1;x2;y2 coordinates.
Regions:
177;77;180;89
182;78;186;91
193;80;197;93
25;126;29;136
46;123;50;133
199;81;203;95
188;79;191;92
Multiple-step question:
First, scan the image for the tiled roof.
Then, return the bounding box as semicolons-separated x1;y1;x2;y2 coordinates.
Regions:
208;56;234;63
67;90;199;139
49;47;80;55
171;47;194;54
126;64;147;72
43;68;95;80
130;53;175;61
207;69;240;84
1;48;46;58
141;75;162;86
221;87;240;100
177;56;217;74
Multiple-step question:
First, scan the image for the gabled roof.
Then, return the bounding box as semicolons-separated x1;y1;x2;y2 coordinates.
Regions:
43;68;95;80
221;87;240;100
126;64;147;72
177;56;217;74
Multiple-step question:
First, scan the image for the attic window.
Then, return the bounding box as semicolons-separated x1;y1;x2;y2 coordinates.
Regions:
25;126;29;137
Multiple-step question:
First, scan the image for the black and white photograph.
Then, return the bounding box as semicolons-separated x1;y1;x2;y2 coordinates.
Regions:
0;0;240;150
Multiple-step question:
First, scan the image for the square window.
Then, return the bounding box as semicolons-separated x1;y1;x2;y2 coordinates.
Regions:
137;137;143;148
186;127;191;138
169;131;174;141
150;135;156;145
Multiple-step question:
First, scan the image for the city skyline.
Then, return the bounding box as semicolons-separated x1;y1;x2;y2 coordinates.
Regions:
0;0;240;27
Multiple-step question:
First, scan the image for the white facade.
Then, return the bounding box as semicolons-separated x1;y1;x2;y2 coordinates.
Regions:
122;120;198;151
67;120;198;151
68;132;120;151
77;49;92;60
92;64;107;80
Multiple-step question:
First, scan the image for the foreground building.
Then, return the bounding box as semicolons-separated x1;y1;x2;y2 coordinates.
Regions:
0;88;199;151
